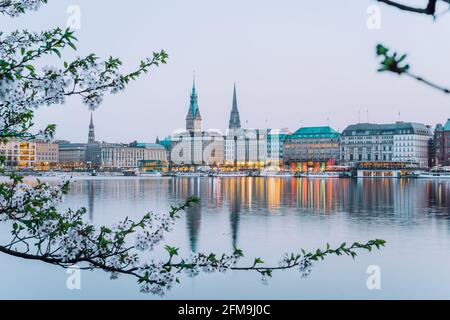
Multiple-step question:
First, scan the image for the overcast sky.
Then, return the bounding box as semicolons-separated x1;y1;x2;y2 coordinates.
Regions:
5;0;450;143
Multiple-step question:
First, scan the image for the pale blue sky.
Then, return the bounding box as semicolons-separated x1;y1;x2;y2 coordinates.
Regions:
4;0;450;142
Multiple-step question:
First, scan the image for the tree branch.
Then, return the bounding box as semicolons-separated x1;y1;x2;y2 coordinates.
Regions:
376;43;450;94
377;0;438;15
405;72;450;94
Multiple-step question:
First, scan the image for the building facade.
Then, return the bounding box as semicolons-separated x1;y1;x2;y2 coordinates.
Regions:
284;126;340;172
1;139;59;170
434;119;450;167
267;128;290;168
224;85;268;169
0;140;36;169
35;140;59;170
168;79;225;167
201;130;225;166
340;122;432;168
100;142;167;169
225;129;269;169
171;79;203;166
170;129;225;167
58;141;86;168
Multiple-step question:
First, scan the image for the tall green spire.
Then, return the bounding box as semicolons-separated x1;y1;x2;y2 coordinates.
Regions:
187;74;201;120
186;74;202;133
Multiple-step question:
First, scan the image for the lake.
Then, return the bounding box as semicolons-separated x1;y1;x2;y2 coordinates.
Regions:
1;176;450;299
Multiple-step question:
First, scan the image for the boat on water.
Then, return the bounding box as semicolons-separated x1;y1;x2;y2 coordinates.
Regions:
175;172;205;177
415;171;450;179
122;169;138;177
297;171;344;179
213;171;248;177
259;170;294;177
139;171;162;178
41;171;59;177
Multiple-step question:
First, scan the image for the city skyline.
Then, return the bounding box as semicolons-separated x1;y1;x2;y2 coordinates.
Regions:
69;80;447;145
6;0;450;142
5;0;450;303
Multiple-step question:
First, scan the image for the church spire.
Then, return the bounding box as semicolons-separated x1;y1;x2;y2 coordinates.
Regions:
186;74;202;133
88;112;96;143
228;83;241;129
187;75;201;119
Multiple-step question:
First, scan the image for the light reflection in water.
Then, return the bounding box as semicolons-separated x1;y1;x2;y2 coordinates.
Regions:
6;176;450;299
69;177;450;252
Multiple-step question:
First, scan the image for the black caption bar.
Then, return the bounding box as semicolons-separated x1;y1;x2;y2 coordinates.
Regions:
0;300;447;318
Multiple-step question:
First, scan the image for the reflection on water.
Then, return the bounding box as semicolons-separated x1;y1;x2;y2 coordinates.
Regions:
72;177;450;252
3;176;450;299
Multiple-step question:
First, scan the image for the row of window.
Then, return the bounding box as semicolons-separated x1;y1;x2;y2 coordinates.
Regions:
344;135;394;140
344;154;392;161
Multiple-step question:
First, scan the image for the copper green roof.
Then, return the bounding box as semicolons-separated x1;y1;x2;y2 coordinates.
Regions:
444;119;450;131
129;142;165;149
342;122;432;136
159;137;172;150
186;78;201;120
290;126;340;139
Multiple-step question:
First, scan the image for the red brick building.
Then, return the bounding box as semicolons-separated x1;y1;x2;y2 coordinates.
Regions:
434;120;450;167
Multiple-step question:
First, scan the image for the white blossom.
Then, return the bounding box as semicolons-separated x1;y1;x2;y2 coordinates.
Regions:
299;258;313;278
0;0;45;17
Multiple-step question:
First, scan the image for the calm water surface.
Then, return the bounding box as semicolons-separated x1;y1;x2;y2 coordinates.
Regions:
1;177;450;299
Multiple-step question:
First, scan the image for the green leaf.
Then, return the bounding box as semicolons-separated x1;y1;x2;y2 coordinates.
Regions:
233;246;244;258
164;245;179;257
51;48;61;58
25;64;35;73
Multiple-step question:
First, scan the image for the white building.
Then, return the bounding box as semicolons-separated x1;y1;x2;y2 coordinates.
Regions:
202;129;225;166
35;140;59;170
101;142;166;169
168;80;225;167
340;122;432;168
267;128;290;168
170;129;224;166
223;84;269;168
393;129;432;167
225;128;268;168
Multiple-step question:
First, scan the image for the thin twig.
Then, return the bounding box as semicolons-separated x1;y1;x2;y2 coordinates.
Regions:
377;0;437;15
405;72;450;94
